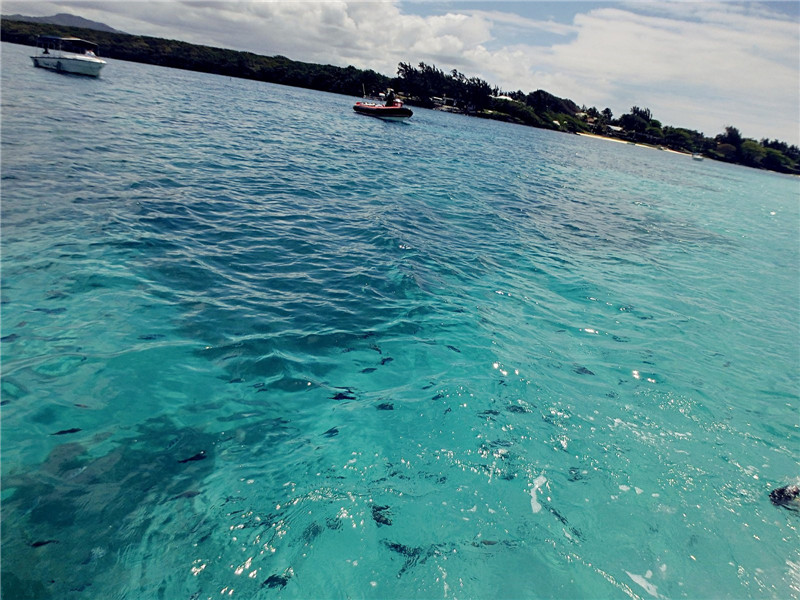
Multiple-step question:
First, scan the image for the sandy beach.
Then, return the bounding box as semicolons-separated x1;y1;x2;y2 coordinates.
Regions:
577;132;692;156
577;132;630;144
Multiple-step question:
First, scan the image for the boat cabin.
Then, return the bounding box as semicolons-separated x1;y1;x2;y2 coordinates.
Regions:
36;35;101;57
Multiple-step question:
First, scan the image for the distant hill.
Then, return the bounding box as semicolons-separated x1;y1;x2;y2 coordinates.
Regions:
1;13;123;34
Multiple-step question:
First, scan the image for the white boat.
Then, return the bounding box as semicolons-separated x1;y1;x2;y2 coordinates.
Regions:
31;36;106;77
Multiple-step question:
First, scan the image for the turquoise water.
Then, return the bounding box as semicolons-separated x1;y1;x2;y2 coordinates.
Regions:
2;40;799;599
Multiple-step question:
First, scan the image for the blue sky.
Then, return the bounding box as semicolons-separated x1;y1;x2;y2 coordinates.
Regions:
4;1;799;144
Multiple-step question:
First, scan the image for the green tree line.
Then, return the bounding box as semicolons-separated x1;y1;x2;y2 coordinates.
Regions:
3;19;797;174
593;105;799;172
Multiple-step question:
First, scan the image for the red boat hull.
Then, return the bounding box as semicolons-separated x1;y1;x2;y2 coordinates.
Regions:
353;102;413;121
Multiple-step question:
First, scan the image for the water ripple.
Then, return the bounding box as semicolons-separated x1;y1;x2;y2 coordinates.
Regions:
2;42;799;599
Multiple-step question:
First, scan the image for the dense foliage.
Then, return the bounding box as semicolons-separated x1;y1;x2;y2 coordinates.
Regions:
3;19;797;174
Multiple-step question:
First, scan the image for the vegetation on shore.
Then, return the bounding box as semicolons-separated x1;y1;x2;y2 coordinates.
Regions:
3;18;798;174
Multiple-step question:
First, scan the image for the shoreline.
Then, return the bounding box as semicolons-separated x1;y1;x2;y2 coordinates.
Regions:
576;132;629;145
577;133;692;156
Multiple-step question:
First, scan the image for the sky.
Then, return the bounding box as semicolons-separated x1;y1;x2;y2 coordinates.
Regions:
4;1;799;144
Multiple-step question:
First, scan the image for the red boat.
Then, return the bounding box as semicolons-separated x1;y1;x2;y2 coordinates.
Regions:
353;101;413;121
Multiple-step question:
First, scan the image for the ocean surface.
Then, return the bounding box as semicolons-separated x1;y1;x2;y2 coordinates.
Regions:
2;41;798;599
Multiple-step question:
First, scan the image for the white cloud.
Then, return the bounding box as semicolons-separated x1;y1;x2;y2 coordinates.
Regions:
537;4;799;140
458;8;578;37
457;2;798;141
4;0;798;143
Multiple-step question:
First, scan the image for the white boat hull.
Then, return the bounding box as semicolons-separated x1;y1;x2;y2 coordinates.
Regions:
32;54;106;77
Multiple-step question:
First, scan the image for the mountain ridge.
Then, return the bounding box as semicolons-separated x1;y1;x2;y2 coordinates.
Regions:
1;12;123;34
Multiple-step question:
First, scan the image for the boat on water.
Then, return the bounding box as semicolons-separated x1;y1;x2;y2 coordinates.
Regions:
692;153;704;161
31;36;106;77
353;101;413;121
